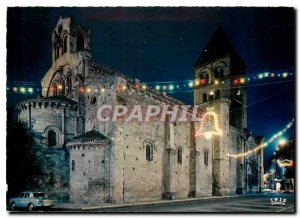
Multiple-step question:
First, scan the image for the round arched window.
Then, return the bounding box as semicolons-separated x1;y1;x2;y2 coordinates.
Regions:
91;95;97;106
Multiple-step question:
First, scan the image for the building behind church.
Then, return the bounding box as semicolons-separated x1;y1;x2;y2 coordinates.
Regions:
14;17;264;204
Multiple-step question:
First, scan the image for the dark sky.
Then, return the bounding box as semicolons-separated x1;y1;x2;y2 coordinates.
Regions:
6;7;295;163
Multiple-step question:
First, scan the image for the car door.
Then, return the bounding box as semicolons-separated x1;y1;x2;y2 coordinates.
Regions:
15;193;24;207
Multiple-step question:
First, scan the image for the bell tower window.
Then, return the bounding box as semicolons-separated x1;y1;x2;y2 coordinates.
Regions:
48;130;57;147
77;33;84;51
62;35;68;54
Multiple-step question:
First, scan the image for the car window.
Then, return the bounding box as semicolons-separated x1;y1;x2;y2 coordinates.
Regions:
29;193;33;198
19;193;25;198
33;192;47;198
25;193;29;198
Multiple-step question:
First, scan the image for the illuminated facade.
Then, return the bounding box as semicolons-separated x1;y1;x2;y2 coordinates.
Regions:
15;17;263;203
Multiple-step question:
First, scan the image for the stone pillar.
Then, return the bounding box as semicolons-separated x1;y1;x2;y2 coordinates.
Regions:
211;99;231;196
163;122;177;200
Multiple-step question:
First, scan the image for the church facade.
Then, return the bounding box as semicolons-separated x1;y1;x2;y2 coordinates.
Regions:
15;17;264;204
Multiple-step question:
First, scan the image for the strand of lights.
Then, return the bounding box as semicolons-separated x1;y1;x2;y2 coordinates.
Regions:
227;118;294;158
195;108;223;139
277;159;293;167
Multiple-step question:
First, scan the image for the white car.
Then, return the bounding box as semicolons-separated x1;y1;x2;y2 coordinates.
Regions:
9;192;55;211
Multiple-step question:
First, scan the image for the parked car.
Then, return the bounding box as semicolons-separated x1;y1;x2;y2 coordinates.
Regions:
9;192;55;211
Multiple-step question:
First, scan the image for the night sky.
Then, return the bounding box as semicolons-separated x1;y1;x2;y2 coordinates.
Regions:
6;7;295;163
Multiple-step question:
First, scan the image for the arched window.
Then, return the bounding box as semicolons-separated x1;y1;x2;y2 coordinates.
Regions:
59;79;65;95
214;68;220;78
219;68;224;77
204;150;209;166
209;92;214;101
215;90;221;99
202;93;207;103
77;33;84;51
71;160;75;171
55;45;60;59
146;144;153;161
62;35;68;54
66;74;72;94
177;147;182;165
48;130;57;147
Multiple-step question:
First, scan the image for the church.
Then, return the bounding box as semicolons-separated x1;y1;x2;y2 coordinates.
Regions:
15;17;264;204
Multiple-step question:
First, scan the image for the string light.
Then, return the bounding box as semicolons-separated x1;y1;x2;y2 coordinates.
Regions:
214;80;219;85
101;88;105;92
169;84;174;91
86;88;91;93
195;108;223;139
277;159;293;167
20;87;26;93
227;119;294;158
13;87;18;92
155;85;160;90
188;81;193;87
28;88;33;93
142;84;147;90
195;79;200;86
58;84;63;90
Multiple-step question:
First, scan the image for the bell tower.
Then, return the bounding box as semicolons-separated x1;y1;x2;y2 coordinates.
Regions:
51;16;92;63
193;23;247;195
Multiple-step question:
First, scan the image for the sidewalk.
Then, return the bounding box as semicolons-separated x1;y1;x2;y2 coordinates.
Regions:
54;194;247;210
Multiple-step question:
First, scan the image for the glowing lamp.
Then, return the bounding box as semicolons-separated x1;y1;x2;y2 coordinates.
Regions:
58;85;63;90
209;90;214;96
13;87;18;92
162;85;167;91
169;84;174;91
86;88;91;93
188;81;193;87
28;88;33;93
155;85;160;90
122;85;127;90
142;85;147;90
271;73;275;77
20;87;26;93
264;72;269;77
240;78;245;84
282;72;288;78
214;80;219;85
101;88;105;92
233;79;239;85
200;79;206;85
79;87;85;93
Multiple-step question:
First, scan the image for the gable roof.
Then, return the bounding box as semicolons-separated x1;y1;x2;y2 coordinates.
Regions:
194;23;246;68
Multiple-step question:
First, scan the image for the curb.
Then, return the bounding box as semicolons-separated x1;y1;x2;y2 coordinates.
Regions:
80;194;245;210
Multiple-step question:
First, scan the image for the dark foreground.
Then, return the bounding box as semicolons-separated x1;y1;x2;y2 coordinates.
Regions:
10;192;295;213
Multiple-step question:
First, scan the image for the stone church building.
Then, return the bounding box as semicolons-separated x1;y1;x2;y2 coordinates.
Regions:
15;17;264;203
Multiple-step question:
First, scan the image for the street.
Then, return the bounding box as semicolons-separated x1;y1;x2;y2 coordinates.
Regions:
48;192;294;213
